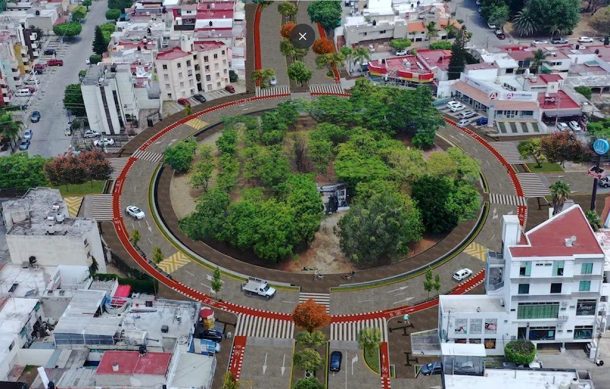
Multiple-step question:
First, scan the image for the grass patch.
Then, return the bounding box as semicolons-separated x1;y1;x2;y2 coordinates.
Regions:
526;162;564;173
364;345;380;374
53;180;105;196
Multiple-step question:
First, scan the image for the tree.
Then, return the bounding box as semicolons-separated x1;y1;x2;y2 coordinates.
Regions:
292;299;331;332
358;327;381;350
280;39;307;60
82;0;92;10
515;0;580;36
44;155;88;185
64;84;86;116
518;138;544;167
339;192;423;265
486;3;510;28
288;61;312;86
412;176;460;234
513;8;537;36
130;229;141;246
540;132;590;166
588;118;610;138
586;210;602;231
550;180;571;215
105;8;121;21
285;174;323;243
221;372;239;389
191;145;215;191
0;154;48;190
72;5;87;22
312;38;334;54
180;188;230;241
434;273;441;294
448;26;468;80
252;68;276;88
425;21;439;40
108;0;132;10
429;40;452;50
211;266;222;295
296;331;326;348
93;26;108;55
389;38;412;52
0;111;23;151
99;23;116;45
293;348;323;371
590;6;610;35
278;1;298;18
164;138;197;173
423;267;434;298
89;54;102;65
574;86;593;100
387;147;427;187
315;52;345;77
351;47;370;72
152;246;164;264
505;340;536;365
280;21;296;38
293;378;324;389
307;0;342;30
528;49;548;74
53;22;82;38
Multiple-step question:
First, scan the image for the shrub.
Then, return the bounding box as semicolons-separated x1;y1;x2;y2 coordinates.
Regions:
574;86;592;100
504;340;536;365
281;22;296;38
312;38;334;54
105;9;121;20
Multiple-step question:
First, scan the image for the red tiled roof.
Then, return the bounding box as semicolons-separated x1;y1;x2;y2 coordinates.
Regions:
193;40;225;51
196;1;234;11
510;205;603;257
417;49;452;71
538;90;580;110
407;21;426;33
196;9;233;19
156;46;189;60
97;351;172;376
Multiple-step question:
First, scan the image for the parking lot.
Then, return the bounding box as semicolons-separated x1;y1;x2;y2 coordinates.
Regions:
328;341;381;389
239;338;294;389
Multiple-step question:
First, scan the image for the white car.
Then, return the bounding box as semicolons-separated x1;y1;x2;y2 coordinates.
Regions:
459;110;477;119
556;122;569;131
93;137;115;147
453;268;473;281
446;100;461;109
269;76;277;86
578;36;594;43
83;129;101;138
395;49;408;56
487;22;497;29
568;121;582;132
450;103;466;112
126;205;145;220
531;40;549;47
457;119;471;127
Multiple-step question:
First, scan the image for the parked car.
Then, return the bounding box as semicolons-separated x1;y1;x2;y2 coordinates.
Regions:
599;177;610;188
420;361;442;376
125;205;145;220
193;94;207;103
177;97;190;106
18;139;30;151
225;84;235;93
43;48;56;55
556;122;569;131
578;36;594;43
24;78;40;86
568;121;582;132
30;111;41;123
487;22;497;29
330;351;343;372
459;110;477;119
453;268;473;281
47;59;63;66
202;329;223;343
241;277;276;299
34;63;46;74
83;129;101;138
450;103;466;112
475;117;488;126
551;37;568;44
531;40;549;46
457;118;471;127
93;137;115;147
23;129;33;141
495;30;506;40
395;49;408;56
15;88;32;97
446;100;462;109
269;76;278;86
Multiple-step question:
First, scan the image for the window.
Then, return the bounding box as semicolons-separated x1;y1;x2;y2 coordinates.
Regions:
550;283;562;293
164;74;169;81
455;319;467;334
519;262;531;276
213;54;218;59
484;339;496;349
518;284;529;294
222;50;225;55
579;280;591;292
178;72;183;78
469;319;482;334
469;338;481;344
177;63;181;68
574;326;593;339
204;56;209;62
517;303;559;319
529;326;556;341
553;261;564;276
581;263;593;275
165;83;170;89
206;75;211;81
484;319;497;334
186;60;191;66
162;64;167;70
205;65;210;71
576;300;596;316
194;55;198;60
180;82;184;87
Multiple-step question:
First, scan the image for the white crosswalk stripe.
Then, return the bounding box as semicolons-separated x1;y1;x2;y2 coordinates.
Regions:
255;85;290;97
83;194;113;221
517;173;551;197
309;83;345;95
299;292;330;313
491;141;526;165
108;157;128;180
489;193;527;206
330;318;388;342
235;314;294;339
132;149;164;163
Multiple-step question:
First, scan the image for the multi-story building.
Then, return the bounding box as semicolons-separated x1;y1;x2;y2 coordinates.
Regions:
155;35;229;100
440;205;606;356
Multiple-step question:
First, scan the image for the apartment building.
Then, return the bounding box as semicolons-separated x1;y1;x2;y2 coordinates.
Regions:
155;35;229;100
440;205;606;356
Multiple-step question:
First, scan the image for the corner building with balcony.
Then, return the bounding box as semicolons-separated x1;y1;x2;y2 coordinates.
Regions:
440;205;607;356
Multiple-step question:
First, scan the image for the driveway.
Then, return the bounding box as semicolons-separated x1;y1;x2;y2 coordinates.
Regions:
27;0;108;157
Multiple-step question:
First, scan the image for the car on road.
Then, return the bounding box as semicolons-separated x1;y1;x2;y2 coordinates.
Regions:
269;76;278;86
23;129;33;141
93;137;115;147
193;94;207;103
556;122;569;131
43;48;56;55
177;97;190;106
578;36;594;43
531;40;549;46
125;205;145;220
225;84;235;93
459;110;477;119
47;59;63;66
568;121;582;132
599;177;610;188
453;268;473;281
330;351;342;372
30;111;41;123
420;360;442;376
457;118;472;127
487;22;497;29
83;129;101;138
18;139;30;151
495;30;506;40
551;37;568;44
202;329;223;343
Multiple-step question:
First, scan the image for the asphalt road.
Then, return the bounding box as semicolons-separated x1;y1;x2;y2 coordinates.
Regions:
452;0;508;49
27;0;107;157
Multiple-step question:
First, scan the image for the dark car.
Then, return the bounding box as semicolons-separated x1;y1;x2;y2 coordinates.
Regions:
202;329;223;343
330;351;342;372
34;63;46;74
30;111;41;123
43;48;56;55
177;97;190;106
420;360;442;376
193;94;207;103
47;59;63;66
476;117;489;126
225;84;235;93
495;30;506;40
18;139;30;151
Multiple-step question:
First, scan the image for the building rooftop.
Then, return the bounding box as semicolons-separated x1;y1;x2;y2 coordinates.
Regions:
440;295;504;313
0;297;39;335
0;263;54;297
510;205;604;258
441;343;486;357
156;46;189;60
193;40;225;51
96;350;172;375
417;49;452;71
537;89;581;110
53;289;121;337
444;368;594;389
527;73;563;86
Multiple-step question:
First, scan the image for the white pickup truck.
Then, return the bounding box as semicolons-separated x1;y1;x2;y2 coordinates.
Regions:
241;277;276;299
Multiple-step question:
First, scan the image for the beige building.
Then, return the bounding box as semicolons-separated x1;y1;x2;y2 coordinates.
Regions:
155;35;229;100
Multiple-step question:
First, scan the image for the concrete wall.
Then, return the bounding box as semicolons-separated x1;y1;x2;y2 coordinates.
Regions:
82;82;121;135
15;348;54;366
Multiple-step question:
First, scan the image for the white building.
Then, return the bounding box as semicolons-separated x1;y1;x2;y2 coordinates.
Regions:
155;35;229;100
2;188;107;273
440;205;606;356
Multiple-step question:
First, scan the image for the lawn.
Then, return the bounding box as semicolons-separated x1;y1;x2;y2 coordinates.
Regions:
526;162;564;173
53;180;106;196
364;345;380;374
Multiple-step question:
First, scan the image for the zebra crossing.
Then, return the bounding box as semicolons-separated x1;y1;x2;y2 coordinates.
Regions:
235;313;294;339
299;292;330;313
309;83;345;95
108;158;129;180
132;149;164;163
255;85;290;97
489;193;527;206
517;173;550;198
330;318;388;342
82;194;113;221
491;141;526;165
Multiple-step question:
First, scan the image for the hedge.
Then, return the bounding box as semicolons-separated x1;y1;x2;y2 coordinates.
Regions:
504;340;536;365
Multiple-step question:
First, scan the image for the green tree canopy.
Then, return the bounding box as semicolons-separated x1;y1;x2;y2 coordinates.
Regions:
505;340;536;365
63;84;86;116
105;8;121;21
518;0;580;36
0;153;48;190
164;138;197;173
278;1;298;17
72;5;87;22
293;348;323;371
448;27;468;80
108;0;132;10
358;327;381;349
93;25;108;55
180;188;230;241
389;38;412;51
283;174;323;244
590;6;610;35
53;22;82;37
293;378;324;389
429;40;452;50
412;176;469;234
307;0;342;30
288;61;313;86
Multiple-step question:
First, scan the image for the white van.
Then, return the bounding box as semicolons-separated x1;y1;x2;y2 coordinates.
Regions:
14;89;32;97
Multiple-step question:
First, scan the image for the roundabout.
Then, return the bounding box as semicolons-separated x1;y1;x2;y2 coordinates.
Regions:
110;91;527;386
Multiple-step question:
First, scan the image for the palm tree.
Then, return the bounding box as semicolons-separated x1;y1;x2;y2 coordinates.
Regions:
550;180;571;215
0;112;23;151
513;8;537;37
351;47;370;73
280;39;307;60
252;68;276;88
339;46;353;73
426;21;439;41
529;49;549;74
316;52;345;78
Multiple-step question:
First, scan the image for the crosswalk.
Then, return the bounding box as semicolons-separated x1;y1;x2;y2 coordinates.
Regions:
235;314;294;339
517;173;550;198
309;83;345;95
330;318;388;342
491;141;527;165
108;157;129;180
185;117;208;131
299;292;330;313
255;85;290;97
82;194;113;221
132;149;164;163
489;193;527;206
